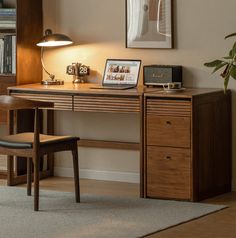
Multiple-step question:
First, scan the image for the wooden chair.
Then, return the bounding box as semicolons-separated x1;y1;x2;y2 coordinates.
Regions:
0;95;80;211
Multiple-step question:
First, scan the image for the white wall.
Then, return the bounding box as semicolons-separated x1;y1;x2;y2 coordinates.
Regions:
43;0;236;188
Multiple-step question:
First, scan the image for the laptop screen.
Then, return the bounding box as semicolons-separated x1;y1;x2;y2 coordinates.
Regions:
103;59;141;86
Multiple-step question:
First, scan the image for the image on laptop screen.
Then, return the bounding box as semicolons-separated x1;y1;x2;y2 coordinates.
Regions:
103;59;141;87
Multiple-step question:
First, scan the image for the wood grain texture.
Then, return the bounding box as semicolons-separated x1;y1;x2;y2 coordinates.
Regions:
7;85;231;202
0;76;16;123
11;93;73;110
192;91;232;201
146;98;191;117
147;146;191;200
74;95;140;113
16;0;43;85
146;114;191;148
0;0;43;125
78;139;139;150
144;90;231;201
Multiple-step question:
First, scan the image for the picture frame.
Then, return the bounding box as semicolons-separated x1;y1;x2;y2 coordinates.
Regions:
103;59;141;86
126;0;173;49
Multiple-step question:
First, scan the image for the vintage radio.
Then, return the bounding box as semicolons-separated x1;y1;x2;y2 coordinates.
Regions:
143;65;182;86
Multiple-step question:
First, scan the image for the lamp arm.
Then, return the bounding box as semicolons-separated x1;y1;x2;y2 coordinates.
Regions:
41;47;55;80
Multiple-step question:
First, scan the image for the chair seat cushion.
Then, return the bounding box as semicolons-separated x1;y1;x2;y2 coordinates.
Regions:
0;133;80;149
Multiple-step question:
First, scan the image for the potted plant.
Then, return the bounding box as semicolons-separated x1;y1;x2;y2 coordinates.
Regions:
204;32;236;92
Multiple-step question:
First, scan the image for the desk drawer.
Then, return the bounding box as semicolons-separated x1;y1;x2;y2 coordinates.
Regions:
11;93;73;111
74;95;140;113
147;146;191;200
146;98;191;117
146;115;191;148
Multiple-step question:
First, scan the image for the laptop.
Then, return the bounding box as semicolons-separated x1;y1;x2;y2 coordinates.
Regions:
91;59;141;90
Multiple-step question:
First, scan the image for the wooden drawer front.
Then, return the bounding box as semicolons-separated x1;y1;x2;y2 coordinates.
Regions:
74;95;140;113
147;115;191;148
147;99;191;117
147;146;191;200
11;93;73;111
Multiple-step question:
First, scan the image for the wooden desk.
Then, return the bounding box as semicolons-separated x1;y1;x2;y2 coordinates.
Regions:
7;83;157;196
7;84;232;201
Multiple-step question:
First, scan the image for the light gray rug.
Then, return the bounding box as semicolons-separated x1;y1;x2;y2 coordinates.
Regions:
0;187;226;238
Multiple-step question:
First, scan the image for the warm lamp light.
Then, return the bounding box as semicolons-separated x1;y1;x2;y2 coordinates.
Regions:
36;29;73;85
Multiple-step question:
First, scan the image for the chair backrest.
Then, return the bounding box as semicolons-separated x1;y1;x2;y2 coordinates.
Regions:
0;95;53;111
0;95;54;151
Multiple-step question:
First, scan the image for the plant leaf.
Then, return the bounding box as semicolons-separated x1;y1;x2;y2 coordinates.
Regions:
204;60;224;67
212;62;228;73
229;49;233;58
224;74;230;93
230;65;236;79
223;56;233;60
225;32;236;39
232;42;236;56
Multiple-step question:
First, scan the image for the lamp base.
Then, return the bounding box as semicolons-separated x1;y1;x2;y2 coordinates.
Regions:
41;79;64;85
73;77;85;84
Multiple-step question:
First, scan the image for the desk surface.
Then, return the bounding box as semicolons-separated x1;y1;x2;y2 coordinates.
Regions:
8;83;151;96
8;83;224;98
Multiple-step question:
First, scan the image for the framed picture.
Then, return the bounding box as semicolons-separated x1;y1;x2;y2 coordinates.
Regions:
103;59;141;86
126;0;173;49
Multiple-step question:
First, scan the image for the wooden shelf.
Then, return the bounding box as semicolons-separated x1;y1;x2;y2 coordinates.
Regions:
0;0;43;180
0;28;16;33
0;74;16;77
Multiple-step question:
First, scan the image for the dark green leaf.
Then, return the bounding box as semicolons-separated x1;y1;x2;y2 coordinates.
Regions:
212;62;228;73
223;56;233;60
204;60;224;67
221;64;230;78
232;42;236;55
229;49;233;58
229;65;236;79
224;75;230;92
225;32;236;39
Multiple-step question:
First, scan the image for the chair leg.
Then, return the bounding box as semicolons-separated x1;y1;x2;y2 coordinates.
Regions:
27;158;32;196
72;146;80;203
33;155;40;211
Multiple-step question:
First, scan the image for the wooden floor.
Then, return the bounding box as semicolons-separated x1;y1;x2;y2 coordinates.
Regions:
0;177;236;237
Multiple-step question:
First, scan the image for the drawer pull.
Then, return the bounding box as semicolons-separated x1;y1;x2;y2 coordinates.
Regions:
166;156;172;160
166;121;171;125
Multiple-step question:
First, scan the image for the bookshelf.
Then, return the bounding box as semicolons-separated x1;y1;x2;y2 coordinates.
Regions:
0;0;43;179
0;0;43;124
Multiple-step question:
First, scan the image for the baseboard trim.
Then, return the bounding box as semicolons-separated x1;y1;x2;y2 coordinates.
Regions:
54;167;139;184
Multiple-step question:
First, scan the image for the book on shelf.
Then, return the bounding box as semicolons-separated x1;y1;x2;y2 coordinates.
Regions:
0;8;16;15
0;21;15;29
0;34;16;74
0;38;3;73
0;8;16;29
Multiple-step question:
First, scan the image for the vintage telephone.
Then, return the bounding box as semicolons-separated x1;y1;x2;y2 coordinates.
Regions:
66;63;90;83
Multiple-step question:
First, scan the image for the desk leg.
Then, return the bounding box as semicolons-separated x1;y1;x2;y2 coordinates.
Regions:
47;109;54;176
7;110;14;186
140;95;145;198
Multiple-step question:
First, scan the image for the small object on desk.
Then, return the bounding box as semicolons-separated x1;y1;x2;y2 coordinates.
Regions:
91;59;141;90
163;82;182;90
143;65;182;86
36;29;73;85
163;87;186;93
66;62;90;84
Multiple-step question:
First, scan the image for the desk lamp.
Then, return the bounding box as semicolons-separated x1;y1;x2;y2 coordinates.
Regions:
37;29;73;85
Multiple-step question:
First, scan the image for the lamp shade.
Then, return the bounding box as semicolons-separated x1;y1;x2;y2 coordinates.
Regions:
36;29;73;47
